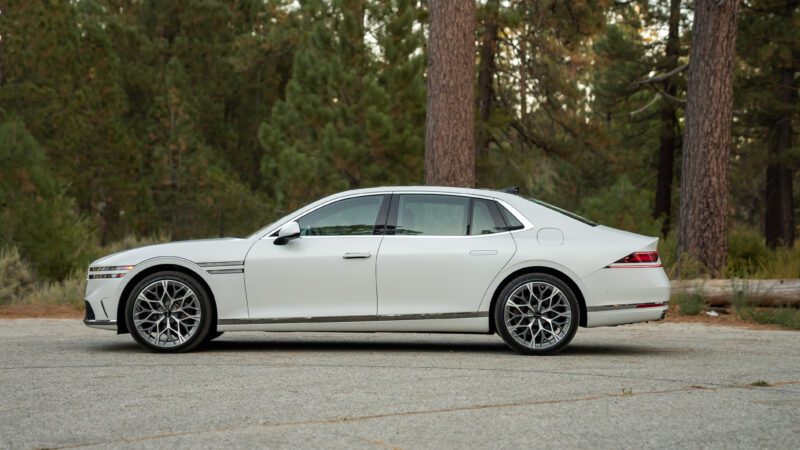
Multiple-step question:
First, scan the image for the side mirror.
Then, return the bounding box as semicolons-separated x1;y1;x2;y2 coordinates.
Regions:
274;221;301;245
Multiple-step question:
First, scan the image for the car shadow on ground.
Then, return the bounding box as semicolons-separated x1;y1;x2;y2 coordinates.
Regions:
89;337;666;356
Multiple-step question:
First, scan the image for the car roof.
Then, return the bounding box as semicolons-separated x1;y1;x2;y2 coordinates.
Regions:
329;185;520;202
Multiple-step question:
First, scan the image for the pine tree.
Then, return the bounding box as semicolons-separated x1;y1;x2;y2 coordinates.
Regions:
260;0;425;212
678;0;741;275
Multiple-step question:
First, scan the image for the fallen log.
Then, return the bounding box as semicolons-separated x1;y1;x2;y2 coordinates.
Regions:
670;279;800;307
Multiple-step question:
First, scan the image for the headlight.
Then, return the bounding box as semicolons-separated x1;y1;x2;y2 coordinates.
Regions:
87;265;135;279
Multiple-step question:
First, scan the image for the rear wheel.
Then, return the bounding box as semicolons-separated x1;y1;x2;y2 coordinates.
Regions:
125;271;212;352
494;273;579;355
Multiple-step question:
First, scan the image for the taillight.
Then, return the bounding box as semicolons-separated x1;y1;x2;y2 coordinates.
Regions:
606;251;661;268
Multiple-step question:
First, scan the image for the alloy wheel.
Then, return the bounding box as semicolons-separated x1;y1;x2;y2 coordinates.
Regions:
503;281;572;350
132;279;202;348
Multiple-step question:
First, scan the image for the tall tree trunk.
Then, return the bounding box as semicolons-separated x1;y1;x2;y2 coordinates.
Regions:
476;0;498;179
677;0;740;276
765;67;796;248
653;0;682;237
764;0;797;249
425;0;476;187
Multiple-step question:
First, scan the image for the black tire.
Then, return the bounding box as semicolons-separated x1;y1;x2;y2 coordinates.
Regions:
204;331;224;343
494;273;580;355
125;271;213;353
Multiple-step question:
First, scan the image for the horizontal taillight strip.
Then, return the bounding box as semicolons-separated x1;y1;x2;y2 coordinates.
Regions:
606;251;660;268
606;263;663;269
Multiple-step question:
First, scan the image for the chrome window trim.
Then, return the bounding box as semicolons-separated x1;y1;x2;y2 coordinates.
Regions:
259;190;533;239
260;192;390;240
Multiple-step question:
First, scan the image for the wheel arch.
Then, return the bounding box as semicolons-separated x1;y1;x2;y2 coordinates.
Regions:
488;266;588;333
116;264;218;335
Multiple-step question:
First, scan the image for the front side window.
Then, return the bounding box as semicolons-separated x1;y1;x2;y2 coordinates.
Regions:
395;195;469;236
298;195;384;236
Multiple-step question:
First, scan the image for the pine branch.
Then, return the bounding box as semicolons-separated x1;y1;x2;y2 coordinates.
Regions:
632;63;689;87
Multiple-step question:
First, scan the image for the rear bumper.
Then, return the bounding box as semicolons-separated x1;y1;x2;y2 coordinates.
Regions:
586;303;668;327
582;266;671;327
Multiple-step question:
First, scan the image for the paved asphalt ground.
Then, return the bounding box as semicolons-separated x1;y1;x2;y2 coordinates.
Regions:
1;320;798;449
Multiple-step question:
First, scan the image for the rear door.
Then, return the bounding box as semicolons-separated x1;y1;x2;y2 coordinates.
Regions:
376;194;516;316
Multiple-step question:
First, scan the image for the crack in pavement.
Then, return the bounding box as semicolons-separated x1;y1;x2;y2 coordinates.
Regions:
50;380;799;449
4;361;799;394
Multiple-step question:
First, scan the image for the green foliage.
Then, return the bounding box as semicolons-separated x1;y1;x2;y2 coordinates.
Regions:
577;176;663;236
0;247;35;305
260;0;425;212
726;228;770;277
673;290;705;316
0;119;96;280
755;245;800;279
22;272;86;309
739;307;800;330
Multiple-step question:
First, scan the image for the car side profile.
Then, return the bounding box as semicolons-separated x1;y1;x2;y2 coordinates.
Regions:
84;186;670;355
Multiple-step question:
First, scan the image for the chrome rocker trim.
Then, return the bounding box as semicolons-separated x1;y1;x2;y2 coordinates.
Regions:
218;311;489;326
587;301;669;312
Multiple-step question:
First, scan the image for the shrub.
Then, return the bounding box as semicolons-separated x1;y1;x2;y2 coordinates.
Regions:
756;244;800;279
673;289;705;315
726;228;770;277
23;271;86;309
0;247;35;305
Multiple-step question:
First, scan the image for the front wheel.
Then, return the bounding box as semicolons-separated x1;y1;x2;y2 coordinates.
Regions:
125;271;213;352
494;273;579;355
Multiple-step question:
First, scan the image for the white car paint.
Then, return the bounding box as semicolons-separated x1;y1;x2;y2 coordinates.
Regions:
84;186;670;337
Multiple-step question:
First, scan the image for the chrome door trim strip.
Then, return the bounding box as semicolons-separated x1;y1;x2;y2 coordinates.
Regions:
587;301;668;312
197;261;244;267
218;311;489;326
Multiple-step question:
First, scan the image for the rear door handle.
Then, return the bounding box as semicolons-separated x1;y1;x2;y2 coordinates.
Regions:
343;252;371;259
469;250;498;256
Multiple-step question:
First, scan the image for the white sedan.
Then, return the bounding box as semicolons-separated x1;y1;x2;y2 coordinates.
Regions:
84;186;670;355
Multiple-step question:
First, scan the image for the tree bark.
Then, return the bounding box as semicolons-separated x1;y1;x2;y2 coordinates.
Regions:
653;0;682;237
765;66;796;248
476;0;498;163
677;0;740;276
425;0;476;187
764;0;797;249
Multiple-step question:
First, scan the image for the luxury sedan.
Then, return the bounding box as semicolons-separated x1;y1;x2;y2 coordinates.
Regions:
84;186;670;355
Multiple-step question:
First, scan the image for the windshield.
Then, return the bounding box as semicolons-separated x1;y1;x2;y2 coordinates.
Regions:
526;197;597;227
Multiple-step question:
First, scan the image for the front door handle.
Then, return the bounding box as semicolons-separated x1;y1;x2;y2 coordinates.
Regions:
343;252;371;259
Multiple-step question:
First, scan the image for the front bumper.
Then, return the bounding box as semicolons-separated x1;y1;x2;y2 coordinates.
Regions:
83;300;117;330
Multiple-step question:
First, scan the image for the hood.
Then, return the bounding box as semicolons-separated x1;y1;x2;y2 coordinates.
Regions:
90;238;255;267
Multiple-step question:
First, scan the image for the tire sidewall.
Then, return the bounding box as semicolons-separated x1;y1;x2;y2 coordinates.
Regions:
125;271;213;353
494;273;580;355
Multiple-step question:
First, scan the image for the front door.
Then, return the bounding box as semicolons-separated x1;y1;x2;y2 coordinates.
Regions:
245;194;390;320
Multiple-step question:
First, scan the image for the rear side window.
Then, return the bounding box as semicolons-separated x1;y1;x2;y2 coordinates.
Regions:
498;204;525;230
470;198;508;235
395;195;469;236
